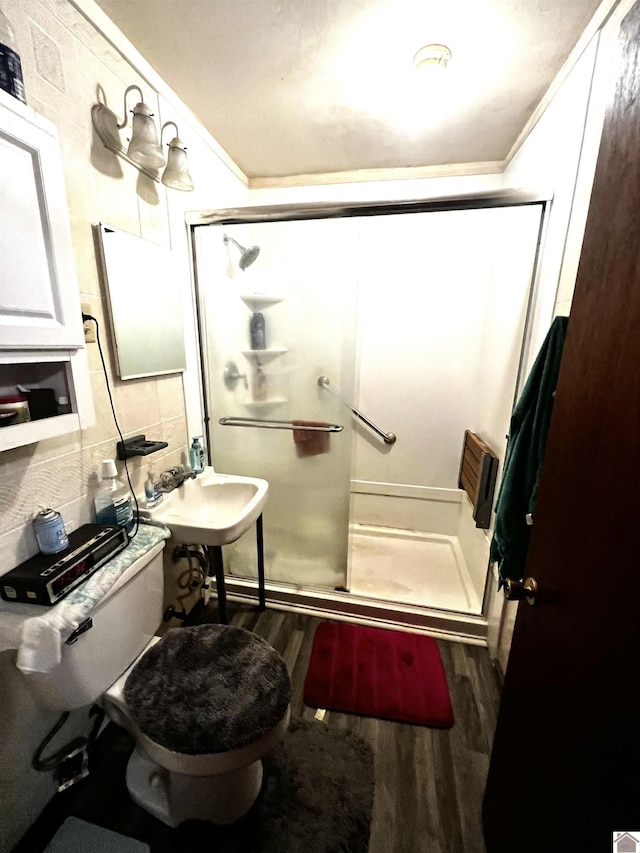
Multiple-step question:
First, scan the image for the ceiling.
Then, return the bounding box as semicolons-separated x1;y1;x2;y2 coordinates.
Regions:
93;0;605;183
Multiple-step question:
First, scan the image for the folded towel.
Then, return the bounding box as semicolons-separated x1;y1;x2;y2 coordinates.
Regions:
292;420;331;456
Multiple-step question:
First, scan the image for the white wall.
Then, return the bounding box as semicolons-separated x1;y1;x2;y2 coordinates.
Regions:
354;206;541;489
486;41;601;674
247;184;551;506
503;38;599;376
486;25;624;674
355;209;493;488
249;173;504;206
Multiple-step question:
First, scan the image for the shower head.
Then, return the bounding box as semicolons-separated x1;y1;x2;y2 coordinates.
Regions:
223;234;260;270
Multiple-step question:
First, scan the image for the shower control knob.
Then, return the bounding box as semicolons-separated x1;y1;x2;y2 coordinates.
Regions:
503;576;538;606
223;361;248;390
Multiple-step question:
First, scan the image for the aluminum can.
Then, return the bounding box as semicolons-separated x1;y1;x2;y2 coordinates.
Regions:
32;508;69;555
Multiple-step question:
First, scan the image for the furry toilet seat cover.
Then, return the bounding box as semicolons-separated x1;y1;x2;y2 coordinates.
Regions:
124;624;291;755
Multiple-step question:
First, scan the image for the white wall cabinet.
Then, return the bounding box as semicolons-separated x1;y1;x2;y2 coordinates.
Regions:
0;89;84;349
0;90;93;450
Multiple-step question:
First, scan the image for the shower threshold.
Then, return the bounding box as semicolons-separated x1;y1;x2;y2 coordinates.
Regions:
221;575;488;645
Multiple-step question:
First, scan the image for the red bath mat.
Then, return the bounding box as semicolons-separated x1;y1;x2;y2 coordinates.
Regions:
304;622;454;728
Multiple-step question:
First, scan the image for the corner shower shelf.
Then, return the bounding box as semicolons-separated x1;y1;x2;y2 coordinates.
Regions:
240;294;285;312
241;347;288;365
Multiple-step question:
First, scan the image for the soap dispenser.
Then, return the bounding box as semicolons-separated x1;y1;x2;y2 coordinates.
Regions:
144;468;162;508
94;459;135;533
189;436;205;474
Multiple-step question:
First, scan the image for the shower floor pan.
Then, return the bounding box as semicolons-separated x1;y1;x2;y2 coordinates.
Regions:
223;523;488;643
349;524;483;614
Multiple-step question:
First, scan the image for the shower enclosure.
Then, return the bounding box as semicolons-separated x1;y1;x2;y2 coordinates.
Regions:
192;197;545;630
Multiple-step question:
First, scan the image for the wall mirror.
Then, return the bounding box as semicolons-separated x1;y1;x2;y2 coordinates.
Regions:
96;222;186;380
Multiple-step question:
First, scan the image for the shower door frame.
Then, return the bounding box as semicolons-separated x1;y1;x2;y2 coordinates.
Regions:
187;190;551;643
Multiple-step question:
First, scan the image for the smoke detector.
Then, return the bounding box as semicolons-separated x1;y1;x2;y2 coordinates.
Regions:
414;44;452;72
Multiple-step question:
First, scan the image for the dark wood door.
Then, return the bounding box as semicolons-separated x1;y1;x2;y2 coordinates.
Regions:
483;4;640;850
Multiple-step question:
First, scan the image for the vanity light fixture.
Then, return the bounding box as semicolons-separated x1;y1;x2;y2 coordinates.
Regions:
91;85;194;190
160;121;194;192
127;97;165;169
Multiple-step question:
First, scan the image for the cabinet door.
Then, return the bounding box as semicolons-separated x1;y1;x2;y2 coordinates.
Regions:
0;90;84;349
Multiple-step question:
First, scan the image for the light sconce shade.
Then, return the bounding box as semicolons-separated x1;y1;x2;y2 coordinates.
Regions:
160;124;194;192
127;102;166;169
414;43;452;73
91;85;195;190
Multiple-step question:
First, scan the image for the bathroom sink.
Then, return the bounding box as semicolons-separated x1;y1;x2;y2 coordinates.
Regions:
140;467;269;547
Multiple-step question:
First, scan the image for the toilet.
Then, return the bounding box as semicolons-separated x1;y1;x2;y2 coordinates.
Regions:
23;546;291;827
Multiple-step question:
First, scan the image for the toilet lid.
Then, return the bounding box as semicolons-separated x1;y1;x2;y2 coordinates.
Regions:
123;624;291;755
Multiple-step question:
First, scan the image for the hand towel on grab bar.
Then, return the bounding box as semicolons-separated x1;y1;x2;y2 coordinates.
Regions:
292;420;331;456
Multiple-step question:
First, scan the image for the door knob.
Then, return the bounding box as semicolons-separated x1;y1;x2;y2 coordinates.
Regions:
503;576;538;606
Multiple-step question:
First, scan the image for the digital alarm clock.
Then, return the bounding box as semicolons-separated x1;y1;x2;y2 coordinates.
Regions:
0;524;129;606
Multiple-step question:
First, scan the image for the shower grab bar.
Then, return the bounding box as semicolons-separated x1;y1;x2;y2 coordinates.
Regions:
219;416;343;433
317;376;397;445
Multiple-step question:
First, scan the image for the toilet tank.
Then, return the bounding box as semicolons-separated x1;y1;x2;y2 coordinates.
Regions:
24;543;165;711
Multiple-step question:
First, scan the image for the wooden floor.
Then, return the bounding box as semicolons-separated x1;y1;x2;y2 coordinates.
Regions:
14;604;501;853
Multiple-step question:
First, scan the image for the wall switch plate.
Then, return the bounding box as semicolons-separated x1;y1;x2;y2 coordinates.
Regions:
81;303;96;343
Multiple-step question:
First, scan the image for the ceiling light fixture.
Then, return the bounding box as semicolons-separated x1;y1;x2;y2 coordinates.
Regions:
91;85;194;191
414;43;452;73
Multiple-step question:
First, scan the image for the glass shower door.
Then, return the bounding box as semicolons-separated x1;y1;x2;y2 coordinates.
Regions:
195;217;359;590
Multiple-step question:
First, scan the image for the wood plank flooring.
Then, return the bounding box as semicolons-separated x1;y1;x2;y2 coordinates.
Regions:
13;604;501;853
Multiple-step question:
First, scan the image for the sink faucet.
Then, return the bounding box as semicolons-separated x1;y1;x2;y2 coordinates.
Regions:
158;466;197;492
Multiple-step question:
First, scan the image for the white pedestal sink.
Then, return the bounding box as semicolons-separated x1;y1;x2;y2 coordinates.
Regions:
139;467;269;623
139;467;269;547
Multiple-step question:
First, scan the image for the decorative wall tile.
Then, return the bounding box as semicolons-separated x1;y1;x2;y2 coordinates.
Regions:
31;24;65;93
0;451;83;538
113;377;161;436
79;302;108;374
157;375;187;420
81;370;121;449
0;524;31;575
160;416;188;454
57;494;93;536
81;439;121;496
21;3;81;130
